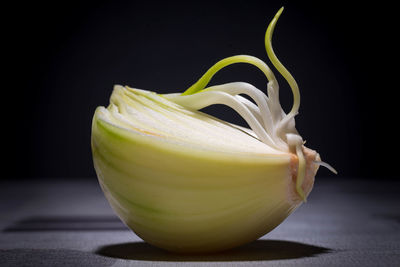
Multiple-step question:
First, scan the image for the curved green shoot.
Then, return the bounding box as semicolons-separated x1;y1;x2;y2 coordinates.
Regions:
181;55;277;96
265;7;300;117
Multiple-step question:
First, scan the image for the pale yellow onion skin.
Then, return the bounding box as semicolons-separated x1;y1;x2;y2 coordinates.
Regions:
91;107;318;253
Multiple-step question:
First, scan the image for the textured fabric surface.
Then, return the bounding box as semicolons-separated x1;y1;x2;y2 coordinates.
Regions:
0;178;399;266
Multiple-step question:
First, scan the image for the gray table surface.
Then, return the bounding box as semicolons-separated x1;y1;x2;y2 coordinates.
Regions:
0;177;399;267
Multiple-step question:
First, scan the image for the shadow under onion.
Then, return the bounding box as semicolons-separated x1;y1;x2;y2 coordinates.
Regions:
96;239;332;262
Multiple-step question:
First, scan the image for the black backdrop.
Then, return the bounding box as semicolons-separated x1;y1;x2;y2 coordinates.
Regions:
4;0;396;179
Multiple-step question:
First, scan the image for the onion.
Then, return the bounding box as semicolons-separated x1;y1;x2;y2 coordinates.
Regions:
91;7;335;253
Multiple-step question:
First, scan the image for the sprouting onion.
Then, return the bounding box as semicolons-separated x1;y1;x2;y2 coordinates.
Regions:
91;7;336;253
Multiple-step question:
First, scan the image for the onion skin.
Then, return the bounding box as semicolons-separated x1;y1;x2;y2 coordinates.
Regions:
91;106;318;253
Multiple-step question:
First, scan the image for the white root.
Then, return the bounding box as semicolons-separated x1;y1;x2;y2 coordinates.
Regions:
203;82;275;135
313;160;338;174
165;90;279;149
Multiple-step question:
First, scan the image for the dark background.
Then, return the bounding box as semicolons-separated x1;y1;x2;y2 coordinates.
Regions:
4;0;396;180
